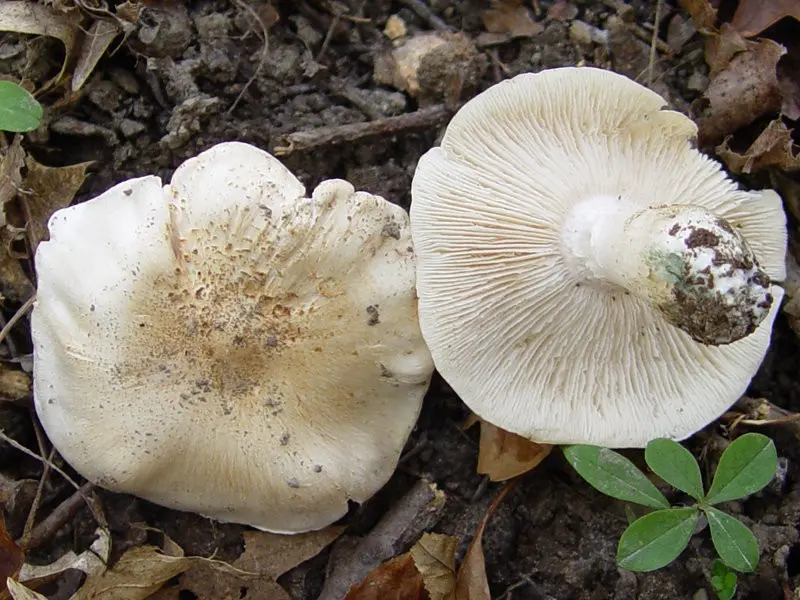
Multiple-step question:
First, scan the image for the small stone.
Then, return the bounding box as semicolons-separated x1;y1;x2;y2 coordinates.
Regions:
119;118;146;138
287;478;300;488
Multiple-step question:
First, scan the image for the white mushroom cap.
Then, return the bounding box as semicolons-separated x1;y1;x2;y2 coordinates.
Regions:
411;67;786;448
33;141;433;533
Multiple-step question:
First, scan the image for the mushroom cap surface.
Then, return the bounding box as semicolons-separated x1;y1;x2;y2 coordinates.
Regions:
33;142;433;533
410;67;786;448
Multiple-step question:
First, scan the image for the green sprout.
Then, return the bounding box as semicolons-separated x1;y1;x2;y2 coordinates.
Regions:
563;433;777;579
0;80;43;132
711;559;738;600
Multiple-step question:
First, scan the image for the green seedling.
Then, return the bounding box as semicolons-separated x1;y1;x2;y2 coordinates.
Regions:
0;81;43;132
711;559;737;600
563;433;777;579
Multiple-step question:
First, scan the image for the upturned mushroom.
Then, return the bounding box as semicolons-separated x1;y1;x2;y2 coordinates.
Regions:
33;141;433;533
410;67;786;448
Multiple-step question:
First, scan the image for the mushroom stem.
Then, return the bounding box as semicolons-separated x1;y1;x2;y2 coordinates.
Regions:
562;197;773;345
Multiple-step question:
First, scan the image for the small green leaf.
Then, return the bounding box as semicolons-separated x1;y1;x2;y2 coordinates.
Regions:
617;507;699;572
704;506;759;573
711;559;737;600
564;445;670;509
0;81;43;132
645;438;704;501
704;433;778;505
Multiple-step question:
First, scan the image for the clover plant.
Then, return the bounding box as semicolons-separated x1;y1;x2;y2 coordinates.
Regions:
564;433;777;582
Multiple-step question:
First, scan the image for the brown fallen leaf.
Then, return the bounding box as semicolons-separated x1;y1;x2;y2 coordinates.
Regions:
6;579;46;600
180;526;342;600
178;560;290;600
71;545;192;600
320;481;446;600
448;484;515;600
237;526;343;579
703;23;749;76
0;228;34;304
477;420;553;482
410;533;457;600
731;0;800;37
717;118;800;174
0;1;81;87
0;138;24;226
482;0;543;38
0;365;31;403
344;553;427;600
18;528;110;587
697;38;787;146
0;517;24;595
22;155;91;251
72;19;121;91
678;0;718;31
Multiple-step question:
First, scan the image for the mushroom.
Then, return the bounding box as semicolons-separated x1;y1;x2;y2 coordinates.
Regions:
33;141;433;533
410;67;786;448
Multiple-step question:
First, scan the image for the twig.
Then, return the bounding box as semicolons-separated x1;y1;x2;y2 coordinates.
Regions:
21;446;55;544
634;23;672;56
470;475;491;504
0;428;82;491
0;295;35;347
647;0;664;86
319;479;446;600
19;482;96;550
397;0;453;32
272;104;453;155
317;6;342;61
723;397;800;438
0;312;19;358
228;0;270;115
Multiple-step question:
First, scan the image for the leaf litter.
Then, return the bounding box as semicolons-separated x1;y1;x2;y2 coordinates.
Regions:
682;0;800;175
343;483;516;600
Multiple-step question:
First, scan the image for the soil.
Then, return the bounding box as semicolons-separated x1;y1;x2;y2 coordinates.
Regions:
2;1;799;599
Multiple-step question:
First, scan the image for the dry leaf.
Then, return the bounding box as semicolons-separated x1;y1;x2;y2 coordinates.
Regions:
72;19;121;91
717;118;800;174
698;38;787;146
344;554;427;600
21;155;91;251
237;526;343;579
482;0;543;38
731;0;800;37
0;227;34;303
449;531;488;600
0;1;81;86
678;0;717;31
447;485;515;600
477;421;553;482
6;579;46;600
0;365;31;403
72;545;191;600
0;138;25;227
704;23;749;76
0;517;24;593
18;528;110;585
180;526;341;600
178;560;289;600
410;534;457;600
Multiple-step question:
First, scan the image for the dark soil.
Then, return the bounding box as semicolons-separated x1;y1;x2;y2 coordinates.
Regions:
2;1;799;599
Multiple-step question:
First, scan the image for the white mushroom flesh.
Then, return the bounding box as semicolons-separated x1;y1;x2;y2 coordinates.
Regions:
33;142;433;533
411;67;787;447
